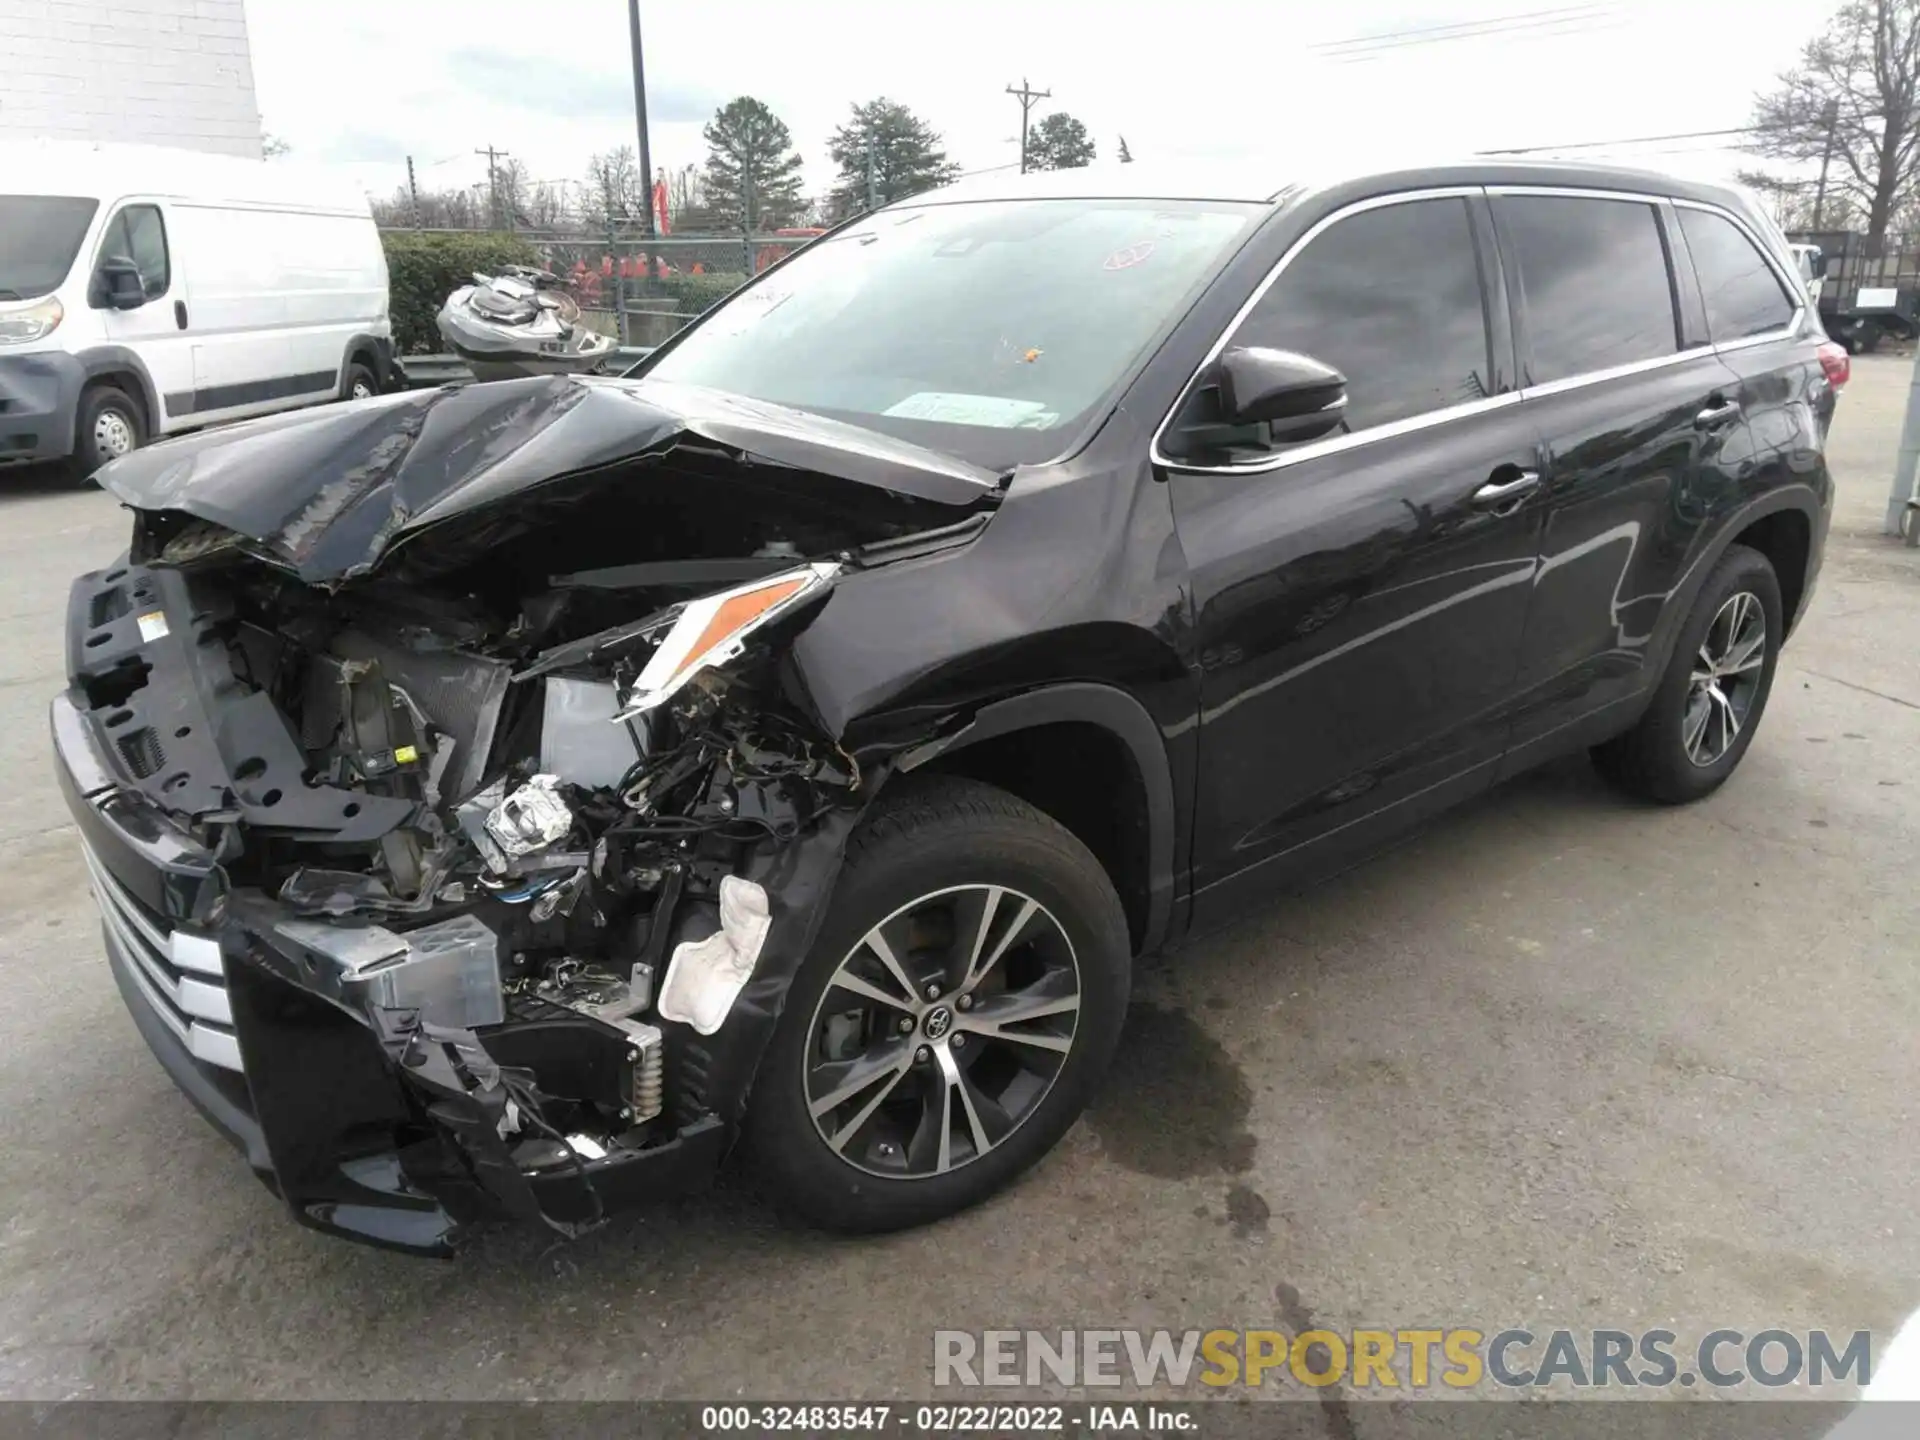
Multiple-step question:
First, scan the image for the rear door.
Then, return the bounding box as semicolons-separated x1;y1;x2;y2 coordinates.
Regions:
1490;188;1749;769
1167;190;1548;926
171;204;335;426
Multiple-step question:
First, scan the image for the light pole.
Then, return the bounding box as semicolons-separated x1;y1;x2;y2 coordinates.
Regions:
627;0;658;281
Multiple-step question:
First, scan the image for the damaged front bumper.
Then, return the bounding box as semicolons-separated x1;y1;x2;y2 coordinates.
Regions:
57;691;737;1255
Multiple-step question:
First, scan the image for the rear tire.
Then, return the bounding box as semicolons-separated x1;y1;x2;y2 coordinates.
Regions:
746;776;1130;1233
1591;543;1783;804
70;383;145;483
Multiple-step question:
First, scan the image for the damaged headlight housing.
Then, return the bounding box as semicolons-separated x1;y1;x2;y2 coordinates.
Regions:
619;562;839;717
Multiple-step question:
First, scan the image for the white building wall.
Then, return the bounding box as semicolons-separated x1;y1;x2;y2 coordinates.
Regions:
0;0;264;159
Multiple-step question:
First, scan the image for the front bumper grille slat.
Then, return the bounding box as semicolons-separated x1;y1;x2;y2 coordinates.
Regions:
82;845;243;1073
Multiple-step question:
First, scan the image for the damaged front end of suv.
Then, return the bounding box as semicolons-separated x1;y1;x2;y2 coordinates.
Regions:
54;375;1000;1254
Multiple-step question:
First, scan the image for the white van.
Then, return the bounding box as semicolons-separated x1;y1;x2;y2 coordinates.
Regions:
0;140;394;478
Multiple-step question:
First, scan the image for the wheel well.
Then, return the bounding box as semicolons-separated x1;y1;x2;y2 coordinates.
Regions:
80;373;148;432
1732;509;1811;629
917;721;1152;954
346;344;378;375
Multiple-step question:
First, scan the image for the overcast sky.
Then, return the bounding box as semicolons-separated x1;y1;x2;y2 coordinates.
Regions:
244;0;1820;209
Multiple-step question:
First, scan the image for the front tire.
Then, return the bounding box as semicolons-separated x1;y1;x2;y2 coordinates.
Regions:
71;383;145;482
747;776;1130;1232
1592;543;1783;804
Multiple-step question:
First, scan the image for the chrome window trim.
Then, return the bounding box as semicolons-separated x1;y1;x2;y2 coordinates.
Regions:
1518;347;1711;399
1152;183;1808;478
1149;186;1489;476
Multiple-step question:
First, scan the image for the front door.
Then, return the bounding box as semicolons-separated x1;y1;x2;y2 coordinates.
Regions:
93;201;194;432
1166;191;1547;929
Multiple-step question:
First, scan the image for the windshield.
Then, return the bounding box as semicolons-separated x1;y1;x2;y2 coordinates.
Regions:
0;196;99;301
646;198;1262;468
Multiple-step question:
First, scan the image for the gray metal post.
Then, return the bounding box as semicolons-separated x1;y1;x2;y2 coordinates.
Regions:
611;223;628;347
627;0;658;282
1889;343;1920;536
743;169;756;274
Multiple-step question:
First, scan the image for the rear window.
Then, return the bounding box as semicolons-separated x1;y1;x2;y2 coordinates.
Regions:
0;195;99;301
1679;207;1798;341
1497;195;1679;385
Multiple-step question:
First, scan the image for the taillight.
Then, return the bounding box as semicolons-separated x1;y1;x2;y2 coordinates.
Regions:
1818;341;1851;390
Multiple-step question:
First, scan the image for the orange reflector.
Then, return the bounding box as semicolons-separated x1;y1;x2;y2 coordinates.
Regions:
667;576;809;687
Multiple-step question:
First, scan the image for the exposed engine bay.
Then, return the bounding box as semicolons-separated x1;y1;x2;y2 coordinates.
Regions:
60;375;1001;1249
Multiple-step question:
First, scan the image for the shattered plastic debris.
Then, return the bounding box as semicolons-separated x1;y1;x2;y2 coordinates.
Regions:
656;876;772;1035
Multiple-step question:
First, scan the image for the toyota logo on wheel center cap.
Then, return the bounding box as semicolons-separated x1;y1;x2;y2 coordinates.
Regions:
923;1006;954;1041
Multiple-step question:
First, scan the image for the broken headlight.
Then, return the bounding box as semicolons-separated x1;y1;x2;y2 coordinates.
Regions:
618;562;839;718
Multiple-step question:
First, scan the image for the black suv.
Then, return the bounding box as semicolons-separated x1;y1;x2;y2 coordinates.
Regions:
54;160;1843;1253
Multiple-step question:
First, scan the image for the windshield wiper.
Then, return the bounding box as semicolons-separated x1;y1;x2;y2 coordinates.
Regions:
0;290;21;301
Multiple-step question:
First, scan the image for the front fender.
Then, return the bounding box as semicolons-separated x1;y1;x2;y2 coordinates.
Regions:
893;681;1179;954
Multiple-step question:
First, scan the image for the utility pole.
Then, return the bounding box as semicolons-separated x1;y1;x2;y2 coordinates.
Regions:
406;154;420;229
627;0;659;281
1812;98;1841;229
867;138;878;212
1006;78;1051;174
474;145;506;230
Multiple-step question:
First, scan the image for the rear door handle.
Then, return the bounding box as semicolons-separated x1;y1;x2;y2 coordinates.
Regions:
173;300;188;330
1472;466;1541;509
1694;398;1741;430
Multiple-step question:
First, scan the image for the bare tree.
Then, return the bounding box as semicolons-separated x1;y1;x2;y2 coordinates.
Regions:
584;146;643;228
1735;168;1863;230
667;164;714;230
524;180;572;230
1747;0;1920;240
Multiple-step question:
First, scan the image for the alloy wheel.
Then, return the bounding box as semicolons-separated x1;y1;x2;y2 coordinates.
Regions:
1684;590;1767;767
350;379;374;400
803;884;1081;1180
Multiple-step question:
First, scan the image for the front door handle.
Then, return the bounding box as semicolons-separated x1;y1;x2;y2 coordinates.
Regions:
1694;397;1741;430
173;300;188;330
1472;466;1541;509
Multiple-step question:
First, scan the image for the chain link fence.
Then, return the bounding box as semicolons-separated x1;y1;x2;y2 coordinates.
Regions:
391;226;822;347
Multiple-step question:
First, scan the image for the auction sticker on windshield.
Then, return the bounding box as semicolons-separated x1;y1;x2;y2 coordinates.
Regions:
884;392;1060;428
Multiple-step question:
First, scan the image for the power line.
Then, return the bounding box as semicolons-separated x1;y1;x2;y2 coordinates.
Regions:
1315;4;1615;58
1479;126;1758;155
1315;3;1603;49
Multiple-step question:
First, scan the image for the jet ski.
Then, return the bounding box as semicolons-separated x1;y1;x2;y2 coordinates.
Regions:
436;267;617;381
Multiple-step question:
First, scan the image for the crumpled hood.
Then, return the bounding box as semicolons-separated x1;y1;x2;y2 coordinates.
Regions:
96;375;1001;583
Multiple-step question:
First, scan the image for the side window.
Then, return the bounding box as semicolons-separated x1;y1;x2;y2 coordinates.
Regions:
1230;197;1493;434
99;205;170;298
1497;196;1677;384
1679;207;1797;341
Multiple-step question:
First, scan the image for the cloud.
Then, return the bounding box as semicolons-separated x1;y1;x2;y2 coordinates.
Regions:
444;46;720;125
319;130;410;165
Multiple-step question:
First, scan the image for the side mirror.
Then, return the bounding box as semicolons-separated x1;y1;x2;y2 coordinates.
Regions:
92;256;146;310
1216;346;1347;437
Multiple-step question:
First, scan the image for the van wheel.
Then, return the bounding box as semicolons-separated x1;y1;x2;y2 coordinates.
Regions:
71;384;146;482
341;360;378;402
1591;543;1782;804
746;776;1130;1233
